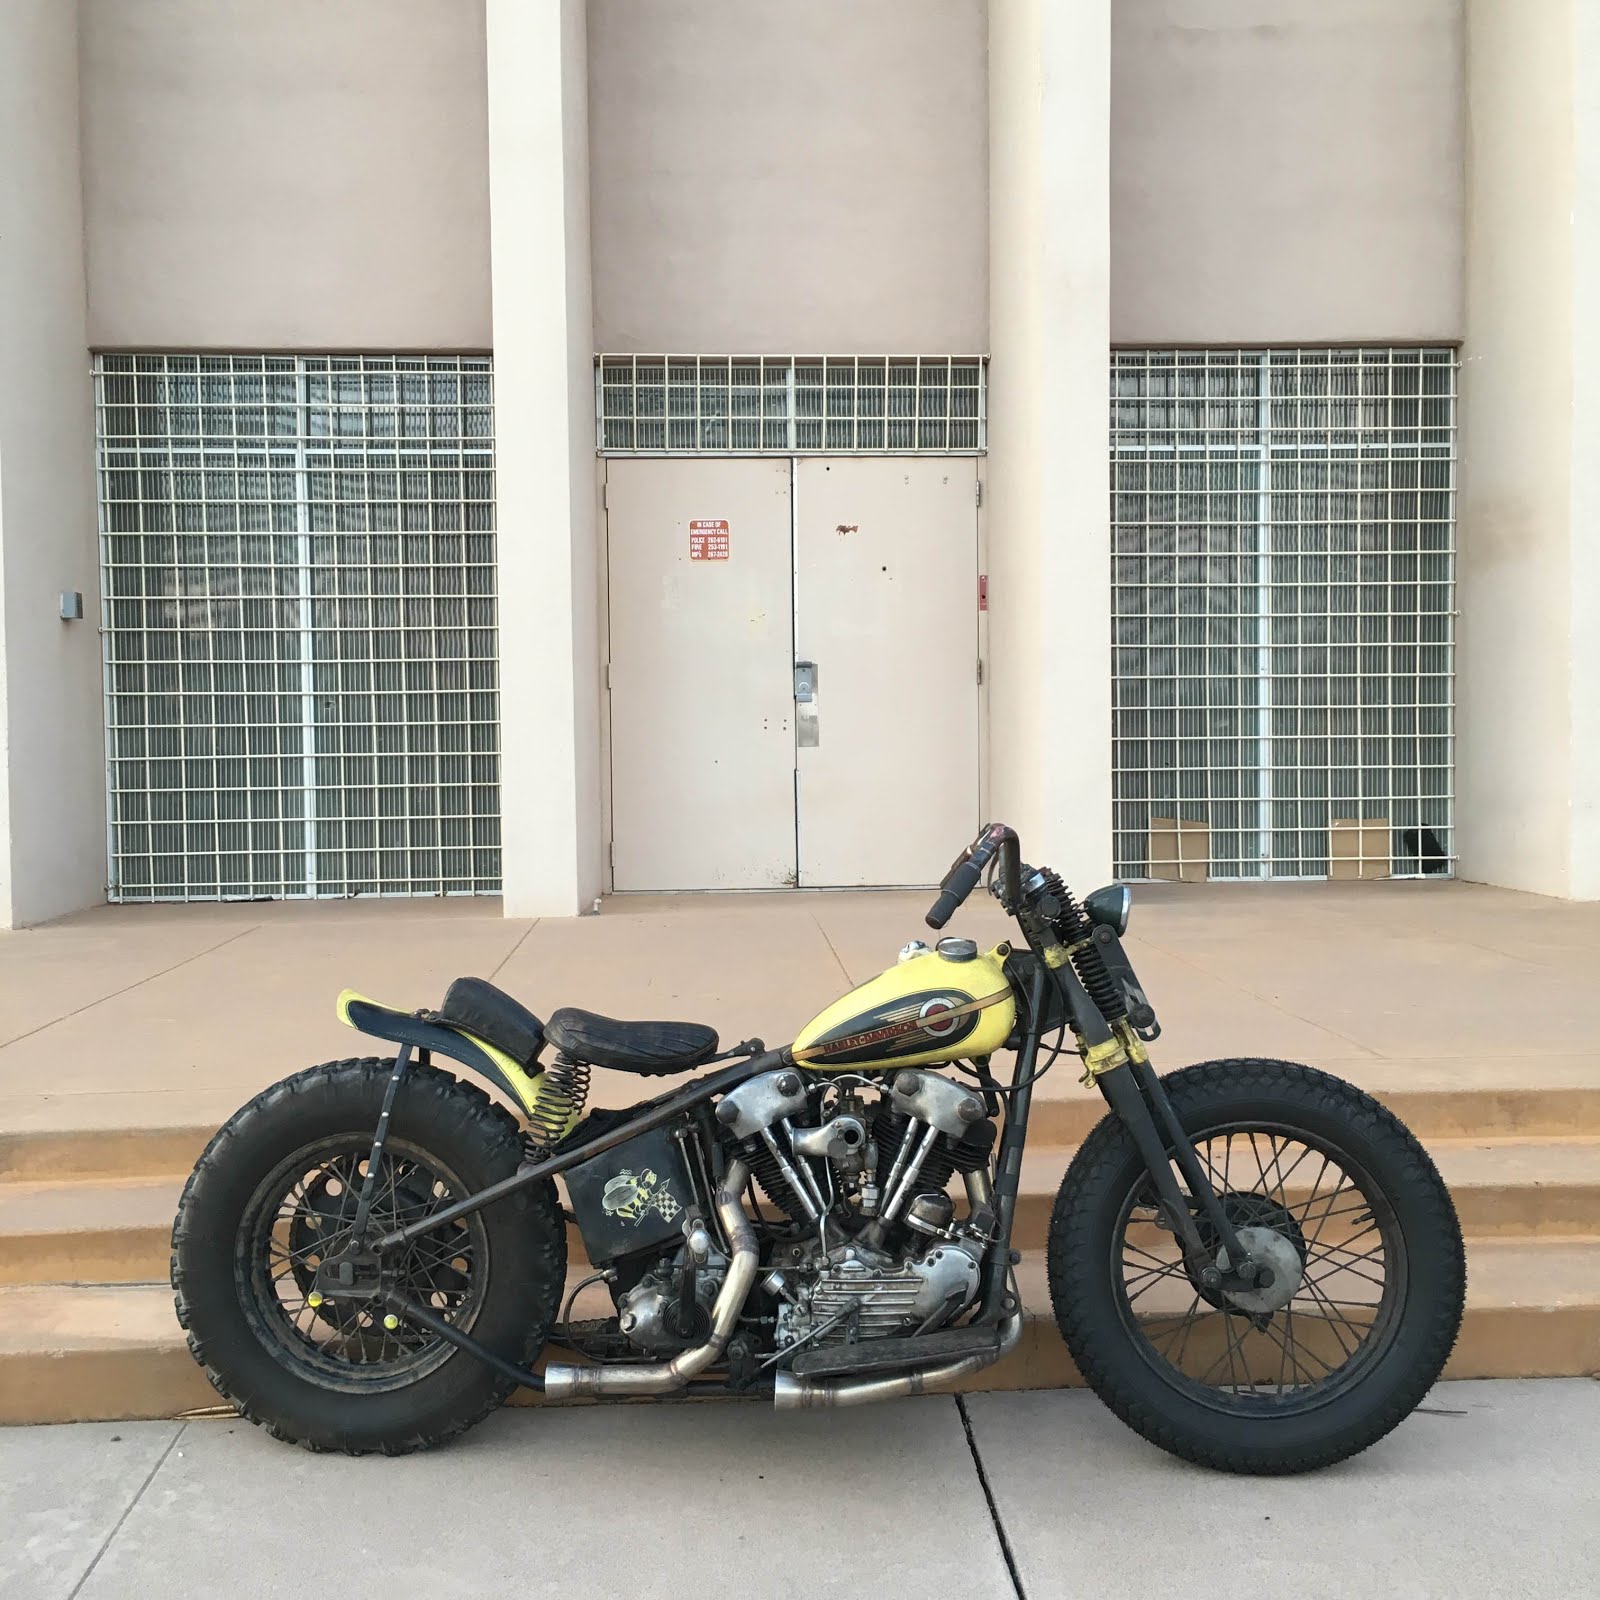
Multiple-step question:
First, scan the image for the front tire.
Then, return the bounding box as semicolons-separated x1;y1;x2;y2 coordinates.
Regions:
172;1058;565;1455
1047;1059;1465;1474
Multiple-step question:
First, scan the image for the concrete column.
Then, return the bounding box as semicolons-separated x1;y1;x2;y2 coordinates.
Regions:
1457;0;1600;898
0;2;105;928
485;0;603;916
986;0;1114;886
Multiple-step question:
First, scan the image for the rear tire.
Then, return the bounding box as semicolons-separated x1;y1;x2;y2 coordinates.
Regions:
1047;1058;1465;1474
172;1058;565;1455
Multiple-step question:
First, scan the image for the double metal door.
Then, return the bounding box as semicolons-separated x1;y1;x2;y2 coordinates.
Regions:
605;457;979;890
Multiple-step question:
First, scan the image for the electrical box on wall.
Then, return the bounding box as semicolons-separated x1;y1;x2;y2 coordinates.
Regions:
59;591;83;621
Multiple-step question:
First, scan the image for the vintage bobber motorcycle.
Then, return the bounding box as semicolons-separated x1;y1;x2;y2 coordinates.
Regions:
172;823;1465;1473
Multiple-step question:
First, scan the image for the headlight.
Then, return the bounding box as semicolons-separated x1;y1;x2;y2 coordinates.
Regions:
1084;883;1131;936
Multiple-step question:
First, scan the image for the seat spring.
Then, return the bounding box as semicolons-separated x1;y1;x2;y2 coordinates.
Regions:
527;1056;591;1151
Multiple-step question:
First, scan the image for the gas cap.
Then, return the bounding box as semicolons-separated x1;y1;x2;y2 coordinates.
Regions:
935;936;978;962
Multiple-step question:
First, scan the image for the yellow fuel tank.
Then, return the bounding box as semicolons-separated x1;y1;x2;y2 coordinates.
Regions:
791;943;1016;1071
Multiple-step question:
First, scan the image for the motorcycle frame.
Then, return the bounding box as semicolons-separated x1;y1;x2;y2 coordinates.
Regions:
353;837;1255;1396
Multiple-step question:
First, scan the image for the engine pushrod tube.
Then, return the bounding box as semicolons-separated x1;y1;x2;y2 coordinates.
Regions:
373;1050;783;1252
878;1116;922;1214
760;1124;820;1221
882;1122;940;1224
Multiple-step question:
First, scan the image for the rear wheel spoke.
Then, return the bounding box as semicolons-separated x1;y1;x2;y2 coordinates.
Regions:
249;1139;483;1383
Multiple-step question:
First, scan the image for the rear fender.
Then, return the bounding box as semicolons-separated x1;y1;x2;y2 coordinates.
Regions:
336;989;544;1118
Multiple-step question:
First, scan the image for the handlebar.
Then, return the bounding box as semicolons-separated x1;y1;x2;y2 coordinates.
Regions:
925;822;1022;929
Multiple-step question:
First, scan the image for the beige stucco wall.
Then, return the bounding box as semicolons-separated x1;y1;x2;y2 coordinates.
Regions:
1570;1;1600;899
587;0;988;353
1112;0;1465;344
80;0;492;350
986;0;1112;886
490;0;604;917
0;2;106;926
1457;0;1599;899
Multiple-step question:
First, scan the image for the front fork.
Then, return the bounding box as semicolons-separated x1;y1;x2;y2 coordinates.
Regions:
1095;1050;1260;1288
1027;922;1262;1289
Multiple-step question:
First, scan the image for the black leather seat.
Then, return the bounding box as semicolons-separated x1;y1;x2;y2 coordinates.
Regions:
544;1007;719;1075
435;977;545;1067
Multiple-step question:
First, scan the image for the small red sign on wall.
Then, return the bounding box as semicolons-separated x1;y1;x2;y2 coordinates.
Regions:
689;520;730;560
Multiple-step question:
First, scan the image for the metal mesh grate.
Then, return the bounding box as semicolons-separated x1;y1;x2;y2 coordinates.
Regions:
96;353;499;901
596;355;986;453
1110;348;1457;882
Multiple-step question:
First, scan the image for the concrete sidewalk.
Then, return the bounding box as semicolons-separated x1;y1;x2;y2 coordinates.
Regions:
3;1379;1595;1600
2;878;1599;1427
4;877;1600;1142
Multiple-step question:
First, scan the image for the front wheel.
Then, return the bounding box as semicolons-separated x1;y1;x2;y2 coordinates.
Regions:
172;1058;566;1454
1047;1059;1465;1474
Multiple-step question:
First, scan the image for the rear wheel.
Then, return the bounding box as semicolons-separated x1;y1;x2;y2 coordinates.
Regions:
172;1058;565;1454
1047;1059;1465;1474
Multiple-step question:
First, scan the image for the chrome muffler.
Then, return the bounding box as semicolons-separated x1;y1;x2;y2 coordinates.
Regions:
544;1158;757;1400
771;1299;1025;1411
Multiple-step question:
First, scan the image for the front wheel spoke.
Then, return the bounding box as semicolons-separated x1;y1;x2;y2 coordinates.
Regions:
1195;1320;1241;1386
1302;1257;1387;1295
1145;1299;1202;1353
1306;1231;1384;1270
1124;1262;1188;1307
1260;1134;1292;1202
1267;1308;1334;1381
1123;1239;1181;1273
1298;1179;1355;1237
1264;1139;1320;1200
1297;1277;1365;1355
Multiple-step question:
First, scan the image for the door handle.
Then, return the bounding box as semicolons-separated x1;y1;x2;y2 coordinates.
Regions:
795;661;819;748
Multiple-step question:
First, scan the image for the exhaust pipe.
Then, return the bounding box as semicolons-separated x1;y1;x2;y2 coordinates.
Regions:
771;1299;1025;1410
544;1159;757;1400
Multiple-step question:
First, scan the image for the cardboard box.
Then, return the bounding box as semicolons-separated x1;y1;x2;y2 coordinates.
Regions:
1148;816;1210;882
1329;817;1391;880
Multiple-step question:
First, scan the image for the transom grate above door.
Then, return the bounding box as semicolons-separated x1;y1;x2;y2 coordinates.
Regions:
96;353;499;902
596;355;986;453
1110;347;1457;883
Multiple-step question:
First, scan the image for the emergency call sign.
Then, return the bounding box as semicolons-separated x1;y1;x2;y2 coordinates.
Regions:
689;520;730;560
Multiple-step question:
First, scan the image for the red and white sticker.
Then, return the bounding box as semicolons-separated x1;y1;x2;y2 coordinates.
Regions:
689;520;730;560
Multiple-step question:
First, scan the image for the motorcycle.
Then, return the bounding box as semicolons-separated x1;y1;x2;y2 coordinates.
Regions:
172;823;1465;1473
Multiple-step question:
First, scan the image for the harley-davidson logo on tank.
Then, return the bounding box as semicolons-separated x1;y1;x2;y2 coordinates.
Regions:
804;988;987;1063
791;946;1018;1070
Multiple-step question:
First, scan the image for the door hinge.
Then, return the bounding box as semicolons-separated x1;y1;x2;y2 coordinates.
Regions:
975;479;983;507
977;659;984;686
605;661;612;690
602;480;609;510
608;840;615;871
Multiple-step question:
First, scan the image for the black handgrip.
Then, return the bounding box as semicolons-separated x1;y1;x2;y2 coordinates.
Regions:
926;857;983;929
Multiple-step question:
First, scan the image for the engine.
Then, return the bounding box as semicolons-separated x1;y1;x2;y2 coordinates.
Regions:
715;1067;1001;1355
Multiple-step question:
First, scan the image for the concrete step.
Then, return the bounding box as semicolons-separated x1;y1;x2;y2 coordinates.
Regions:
0;1176;180;1286
5;1136;1598;1290
5;1055;1599;1186
1026;1055;1600;1146
0;1123;211;1184
1009;1136;1600;1250
3;1237;1596;1425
